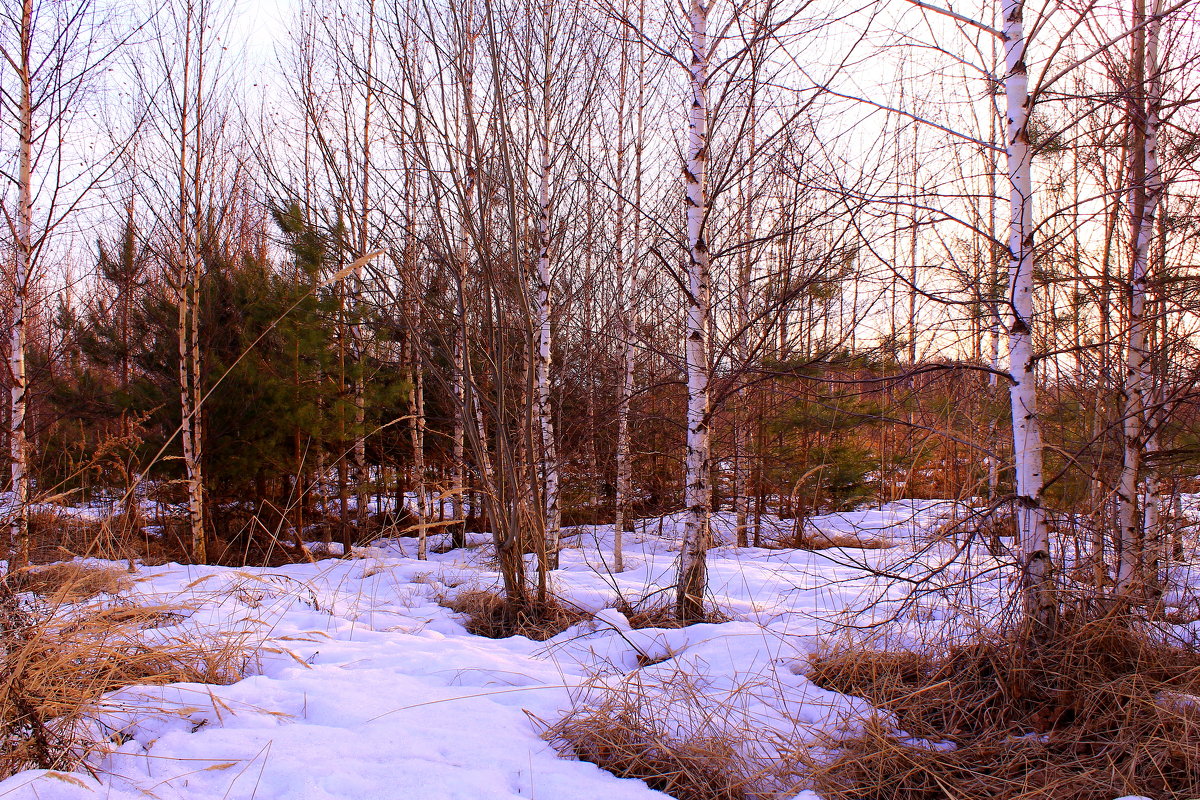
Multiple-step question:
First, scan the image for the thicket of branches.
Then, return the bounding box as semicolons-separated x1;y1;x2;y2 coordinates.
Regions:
2;0;1200;632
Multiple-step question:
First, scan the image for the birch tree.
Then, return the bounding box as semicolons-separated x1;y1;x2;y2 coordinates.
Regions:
1116;0;1165;596
1002;0;1055;635
351;0;377;546
677;0;713;623
174;1;207;563
132;0;245;562
523;0;569;569
0;0;130;568
611;0;648;572
1;0;34;569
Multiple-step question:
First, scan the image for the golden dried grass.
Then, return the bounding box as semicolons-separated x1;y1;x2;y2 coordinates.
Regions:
18;563;129;602
806;609;1200;800
613;597;729;630
442;589;590;641
543;669;802;800
768;527;891;551
0;570;257;779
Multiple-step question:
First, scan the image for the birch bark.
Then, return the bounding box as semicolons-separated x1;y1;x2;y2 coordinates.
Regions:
7;0;32;568
1002;0;1053;632
177;1;207;564
351;0;376;546
677;0;712;623
534;1;560;568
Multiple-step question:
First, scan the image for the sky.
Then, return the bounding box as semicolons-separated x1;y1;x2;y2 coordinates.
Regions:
232;0;294;72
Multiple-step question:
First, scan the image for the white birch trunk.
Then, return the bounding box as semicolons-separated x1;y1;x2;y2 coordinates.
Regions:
351;0;376;543
1003;0;1053;632
677;0;712;623
452;331;466;542
535;98;560;569
180;277;205;564
1142;0;1167;588
177;6;205;563
7;0;33;568
408;332;429;561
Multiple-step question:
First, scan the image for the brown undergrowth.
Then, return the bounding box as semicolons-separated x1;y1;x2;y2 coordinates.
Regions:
613;596;730;630
0;569;258;780
806;608;1200;800
767;525;891;551
23;505;316;568
26;509;131;564
18;563;130;602
442;589;591;641
543;668;802;800
544;600;779;800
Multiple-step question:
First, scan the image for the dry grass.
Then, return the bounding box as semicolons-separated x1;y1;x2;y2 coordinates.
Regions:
443;589;591;641
17;563;130;602
767;527;891;551
548;711;745;799
613;597;730;630
26;510;113;564
543;669;801;800
806;609;1200;800
0;570;257;780
24;506;156;565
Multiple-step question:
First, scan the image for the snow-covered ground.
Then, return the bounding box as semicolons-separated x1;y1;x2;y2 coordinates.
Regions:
0;500;1162;800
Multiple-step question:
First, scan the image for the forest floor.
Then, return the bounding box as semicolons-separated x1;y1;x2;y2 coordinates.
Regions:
0;500;1187;800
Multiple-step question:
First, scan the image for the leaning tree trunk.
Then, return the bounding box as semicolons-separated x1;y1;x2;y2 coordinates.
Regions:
677;0;712;624
1003;0;1053;635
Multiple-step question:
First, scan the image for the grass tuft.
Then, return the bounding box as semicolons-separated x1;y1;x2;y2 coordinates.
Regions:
1;569;256;780
613;597;729;630
544;669;801;800
766;526;891;551
443;589;590;641
806;607;1200;800
17;563;130;602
